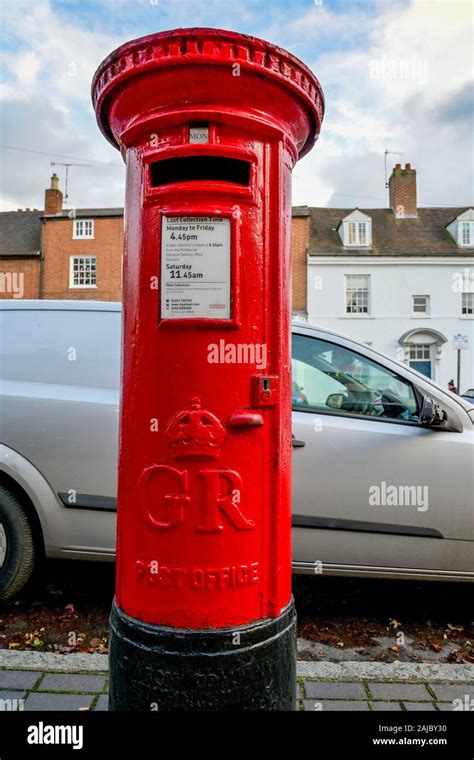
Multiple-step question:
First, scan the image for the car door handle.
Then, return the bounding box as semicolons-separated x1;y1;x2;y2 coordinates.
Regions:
292;434;305;448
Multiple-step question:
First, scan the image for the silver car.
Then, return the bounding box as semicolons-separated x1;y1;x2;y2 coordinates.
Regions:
0;300;473;601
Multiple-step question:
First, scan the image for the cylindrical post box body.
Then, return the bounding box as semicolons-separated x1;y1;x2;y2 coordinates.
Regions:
92;28;323;711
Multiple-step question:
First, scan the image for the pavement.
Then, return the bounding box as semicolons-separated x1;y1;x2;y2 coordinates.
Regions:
0;652;473;711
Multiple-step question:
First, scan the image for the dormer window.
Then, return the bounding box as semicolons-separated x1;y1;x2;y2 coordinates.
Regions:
339;210;372;248
447;209;474;247
348;222;368;246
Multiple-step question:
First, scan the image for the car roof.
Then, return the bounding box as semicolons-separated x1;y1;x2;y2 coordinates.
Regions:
0;300;121;311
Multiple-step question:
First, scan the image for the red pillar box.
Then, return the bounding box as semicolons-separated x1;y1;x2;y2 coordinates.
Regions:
92;27;323;711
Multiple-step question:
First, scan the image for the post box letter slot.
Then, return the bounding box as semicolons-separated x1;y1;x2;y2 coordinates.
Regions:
150;156;251;186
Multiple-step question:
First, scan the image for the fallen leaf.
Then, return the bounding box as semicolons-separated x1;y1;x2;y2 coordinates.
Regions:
448;650;473;664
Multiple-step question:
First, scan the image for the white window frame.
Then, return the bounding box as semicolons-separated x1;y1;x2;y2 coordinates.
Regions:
412;295;430;315
73;219;94;239
344;221;371;247
69;256;97;289
458;221;474;247
461;292;474;315
408;344;431;361
345;274;370;315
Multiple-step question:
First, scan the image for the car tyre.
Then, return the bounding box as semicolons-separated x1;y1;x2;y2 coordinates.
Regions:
0;486;36;602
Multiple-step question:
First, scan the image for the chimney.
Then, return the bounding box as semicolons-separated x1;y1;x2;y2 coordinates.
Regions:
44;173;63;215
389;162;417;218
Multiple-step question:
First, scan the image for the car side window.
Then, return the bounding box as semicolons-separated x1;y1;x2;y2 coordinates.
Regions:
0;309;121;391
292;334;419;422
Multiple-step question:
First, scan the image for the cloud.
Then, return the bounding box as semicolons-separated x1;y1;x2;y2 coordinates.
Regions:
290;0;474;207
1;1;123;106
0;92;125;212
434;81;474;126
0;0;472;211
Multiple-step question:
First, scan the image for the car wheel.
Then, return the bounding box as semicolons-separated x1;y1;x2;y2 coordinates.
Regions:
0;486;36;602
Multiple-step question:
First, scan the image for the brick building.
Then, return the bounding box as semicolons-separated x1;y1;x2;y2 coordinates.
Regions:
0;175;123;301
0;210;42;299
290;206;310;318
41;175;123;301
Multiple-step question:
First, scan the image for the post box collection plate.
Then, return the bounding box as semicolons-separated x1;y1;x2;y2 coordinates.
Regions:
161;216;231;320
92;27;324;711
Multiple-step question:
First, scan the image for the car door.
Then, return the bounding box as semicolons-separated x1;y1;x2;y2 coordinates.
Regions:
0;305;120;555
291;329;473;577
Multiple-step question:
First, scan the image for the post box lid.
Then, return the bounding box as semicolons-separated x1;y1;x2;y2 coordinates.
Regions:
92;27;324;158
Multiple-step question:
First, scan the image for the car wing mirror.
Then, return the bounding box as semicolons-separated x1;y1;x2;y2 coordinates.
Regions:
419;396;446;426
326;393;345;409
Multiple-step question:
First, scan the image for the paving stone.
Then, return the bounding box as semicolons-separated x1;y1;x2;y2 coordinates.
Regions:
24;692;94;711
0;691;26;709
368;683;431;701
94;695;108;711
429;684;474;702
403;702;436;711
303;699;370;711
37;673;106;693
370;701;402;711
304;681;367;699
0;670;41;689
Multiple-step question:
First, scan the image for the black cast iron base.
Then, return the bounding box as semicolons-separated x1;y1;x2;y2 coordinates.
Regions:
109;598;297;711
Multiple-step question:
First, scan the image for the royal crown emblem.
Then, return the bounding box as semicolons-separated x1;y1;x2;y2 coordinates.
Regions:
165;397;226;460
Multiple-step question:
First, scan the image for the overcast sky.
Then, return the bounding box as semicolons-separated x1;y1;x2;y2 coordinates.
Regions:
0;0;472;212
